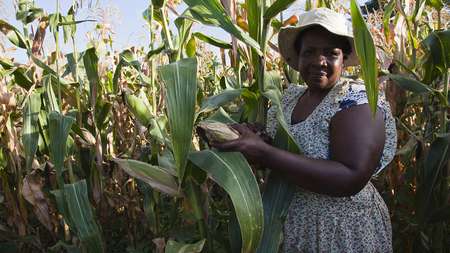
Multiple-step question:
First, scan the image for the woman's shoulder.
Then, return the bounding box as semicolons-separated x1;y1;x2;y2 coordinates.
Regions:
334;78;390;111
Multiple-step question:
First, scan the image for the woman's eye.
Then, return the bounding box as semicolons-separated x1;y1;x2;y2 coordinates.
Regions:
325;50;339;57
301;50;312;56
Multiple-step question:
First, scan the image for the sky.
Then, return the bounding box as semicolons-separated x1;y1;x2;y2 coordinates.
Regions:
0;0;368;63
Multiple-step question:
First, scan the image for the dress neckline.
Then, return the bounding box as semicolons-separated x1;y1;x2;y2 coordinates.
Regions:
288;81;342;126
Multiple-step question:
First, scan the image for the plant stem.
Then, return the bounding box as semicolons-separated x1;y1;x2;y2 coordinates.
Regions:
160;6;175;62
72;36;83;126
55;0;62;112
148;3;157;114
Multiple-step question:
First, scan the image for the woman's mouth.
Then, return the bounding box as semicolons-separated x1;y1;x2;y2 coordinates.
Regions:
309;71;328;79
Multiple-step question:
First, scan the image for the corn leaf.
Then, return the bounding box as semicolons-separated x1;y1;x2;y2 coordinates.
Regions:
263;0;296;23
186;37;196;58
43;75;60;113
175;17;193;59
184;0;262;55
388;74;433;94
189;151;263;253
245;0;262;41
422;30;449;74
48;112;76;187
0;58;33;89
158;58;198;182
426;0;444;10
382;0;395;41
421;135;450;221
350;0;378;115
146;45;166;60
192;32;232;49
31;56;71;86
83;47;100;105
113;158;180;196
124;92;153;127
22;174;53;232
22;91;41;170
0;19;30;49
207;107;237;124
63;180;104;252
199;89;243;114
258;72;300;253
165;239;206;253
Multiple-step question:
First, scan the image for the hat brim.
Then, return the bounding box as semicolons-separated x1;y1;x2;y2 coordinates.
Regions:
278;24;359;71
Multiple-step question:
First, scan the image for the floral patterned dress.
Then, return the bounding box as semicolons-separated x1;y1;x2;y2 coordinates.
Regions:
266;78;397;253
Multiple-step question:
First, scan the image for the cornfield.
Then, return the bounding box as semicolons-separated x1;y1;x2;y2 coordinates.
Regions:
0;0;448;252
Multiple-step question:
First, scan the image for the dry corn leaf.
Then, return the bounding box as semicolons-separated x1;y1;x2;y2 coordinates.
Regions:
22;173;53;232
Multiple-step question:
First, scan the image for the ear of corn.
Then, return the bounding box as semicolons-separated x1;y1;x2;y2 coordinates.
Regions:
197;121;240;143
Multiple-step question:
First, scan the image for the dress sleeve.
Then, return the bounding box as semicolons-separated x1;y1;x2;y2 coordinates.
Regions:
335;82;397;174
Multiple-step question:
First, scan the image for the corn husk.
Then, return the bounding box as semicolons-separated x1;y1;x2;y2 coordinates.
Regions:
197;121;239;143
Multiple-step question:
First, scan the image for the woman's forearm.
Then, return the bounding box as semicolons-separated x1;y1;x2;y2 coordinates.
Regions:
259;143;370;197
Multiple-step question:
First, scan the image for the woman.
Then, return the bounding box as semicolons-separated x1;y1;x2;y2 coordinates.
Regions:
213;8;397;252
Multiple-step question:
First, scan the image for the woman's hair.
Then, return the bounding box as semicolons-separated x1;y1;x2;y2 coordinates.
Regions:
294;26;352;60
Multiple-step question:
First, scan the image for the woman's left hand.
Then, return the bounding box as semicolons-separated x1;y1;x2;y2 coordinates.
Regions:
211;124;269;165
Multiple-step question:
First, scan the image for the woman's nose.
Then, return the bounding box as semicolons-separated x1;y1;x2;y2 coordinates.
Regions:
312;54;327;67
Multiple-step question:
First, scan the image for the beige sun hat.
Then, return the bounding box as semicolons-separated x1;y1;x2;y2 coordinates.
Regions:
278;8;358;70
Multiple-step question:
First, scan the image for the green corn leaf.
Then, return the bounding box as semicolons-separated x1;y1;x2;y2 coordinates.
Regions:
43;75;60;113
158;58;198;182
0;19;30;50
113;158;180;196
388;74;433;94
31;56;71;86
350;0;378;115
184;0;262;55
258;72;300;253
112;60;123;94
382;0;395;41
147;45;166;60
16;7;44;24
165;239;206;253
83;47;100;105
245;0;263;49
124;92;153;127
207;107;237;124
199;89;243;114
186;36;197;58
263;0;296;24
51;189;76;231
48;112;75;187
175;17;194;59
426;0;444;10
63;180;104;252
152;0;166;9
422;30;449;75
57;19;96;26
192;32;232;49
0;58;33;89
422;135;450;217
189;151;263;253
121;49;141;71
22;91;41;171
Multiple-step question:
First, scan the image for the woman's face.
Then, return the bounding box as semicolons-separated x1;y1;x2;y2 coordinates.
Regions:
297;27;346;91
